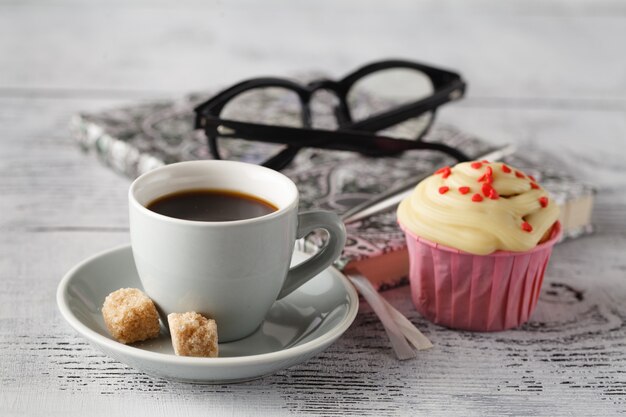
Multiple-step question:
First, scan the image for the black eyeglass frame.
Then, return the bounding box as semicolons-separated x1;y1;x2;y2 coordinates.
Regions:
194;59;469;170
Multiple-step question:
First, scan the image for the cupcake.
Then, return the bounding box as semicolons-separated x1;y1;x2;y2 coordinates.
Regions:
397;161;561;331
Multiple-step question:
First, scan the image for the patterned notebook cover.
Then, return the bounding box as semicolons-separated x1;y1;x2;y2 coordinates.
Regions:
70;87;594;285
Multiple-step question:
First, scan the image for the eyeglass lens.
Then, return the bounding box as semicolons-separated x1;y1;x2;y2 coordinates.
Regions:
215;87;304;165
346;67;435;139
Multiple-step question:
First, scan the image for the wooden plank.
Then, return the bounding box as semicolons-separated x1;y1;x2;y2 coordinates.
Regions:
0;97;132;231
0;227;625;416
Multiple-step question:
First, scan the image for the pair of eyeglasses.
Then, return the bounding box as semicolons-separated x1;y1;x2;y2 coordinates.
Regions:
194;59;469;170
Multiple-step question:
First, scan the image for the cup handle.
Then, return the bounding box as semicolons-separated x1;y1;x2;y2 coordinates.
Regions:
277;211;346;299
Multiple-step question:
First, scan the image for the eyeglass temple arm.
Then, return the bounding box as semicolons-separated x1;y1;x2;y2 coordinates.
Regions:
201;118;470;162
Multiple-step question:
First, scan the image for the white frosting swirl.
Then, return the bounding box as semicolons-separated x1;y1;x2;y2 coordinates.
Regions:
397;161;560;255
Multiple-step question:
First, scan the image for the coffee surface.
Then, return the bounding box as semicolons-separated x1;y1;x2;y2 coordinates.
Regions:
146;189;278;222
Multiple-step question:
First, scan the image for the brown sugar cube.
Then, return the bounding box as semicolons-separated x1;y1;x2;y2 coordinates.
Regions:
168;312;218;358
102;288;161;344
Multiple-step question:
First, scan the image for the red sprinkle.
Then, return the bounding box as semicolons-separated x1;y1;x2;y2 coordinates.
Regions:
439;186;450;194
530;182;540;190
482;183;493;197
435;166;452;179
528;175;537;182
502;164;512;173
539;196;549;207
481;175;494;185
471;162;483;169
481;160;490;163
515;171;526;179
472;193;483;202
459;186;471;195
485;166;493;176
489;189;499;200
521;221;533;232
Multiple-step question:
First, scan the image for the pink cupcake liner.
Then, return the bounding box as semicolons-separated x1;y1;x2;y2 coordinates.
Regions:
399;221;562;332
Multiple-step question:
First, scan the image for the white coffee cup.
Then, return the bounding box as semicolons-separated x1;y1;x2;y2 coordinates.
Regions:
129;160;346;342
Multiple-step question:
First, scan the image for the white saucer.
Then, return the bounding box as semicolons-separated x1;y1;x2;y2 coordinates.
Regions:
56;244;358;383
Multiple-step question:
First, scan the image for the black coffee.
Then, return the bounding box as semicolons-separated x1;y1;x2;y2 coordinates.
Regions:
146;189;278;222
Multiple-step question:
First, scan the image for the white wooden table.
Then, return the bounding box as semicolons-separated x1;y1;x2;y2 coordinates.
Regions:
1;1;625;415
